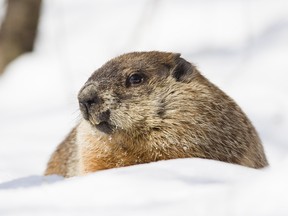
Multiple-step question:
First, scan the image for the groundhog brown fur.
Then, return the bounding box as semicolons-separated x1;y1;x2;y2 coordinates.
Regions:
45;51;268;177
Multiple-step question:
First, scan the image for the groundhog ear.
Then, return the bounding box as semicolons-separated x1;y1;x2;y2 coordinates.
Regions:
171;57;194;83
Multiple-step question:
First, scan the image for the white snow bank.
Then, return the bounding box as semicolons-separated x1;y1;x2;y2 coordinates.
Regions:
1;158;286;216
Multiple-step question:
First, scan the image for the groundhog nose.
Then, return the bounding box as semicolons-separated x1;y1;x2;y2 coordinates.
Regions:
78;83;104;119
79;102;89;120
79;95;101;120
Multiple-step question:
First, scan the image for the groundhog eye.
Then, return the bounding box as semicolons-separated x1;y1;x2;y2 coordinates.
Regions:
128;73;144;86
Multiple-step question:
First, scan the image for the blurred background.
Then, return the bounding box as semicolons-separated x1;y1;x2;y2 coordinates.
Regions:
0;0;288;181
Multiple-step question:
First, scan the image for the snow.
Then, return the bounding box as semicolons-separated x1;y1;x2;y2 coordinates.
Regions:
0;0;288;215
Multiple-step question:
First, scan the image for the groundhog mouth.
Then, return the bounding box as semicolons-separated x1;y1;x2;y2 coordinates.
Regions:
79;104;114;134
89;111;115;134
95;121;114;134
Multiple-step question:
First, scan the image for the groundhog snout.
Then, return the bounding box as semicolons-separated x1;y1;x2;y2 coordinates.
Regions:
78;84;105;121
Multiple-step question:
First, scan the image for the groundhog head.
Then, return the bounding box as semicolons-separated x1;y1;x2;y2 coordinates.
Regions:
78;51;198;135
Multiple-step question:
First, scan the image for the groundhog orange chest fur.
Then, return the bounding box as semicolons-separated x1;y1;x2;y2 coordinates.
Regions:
45;51;268;177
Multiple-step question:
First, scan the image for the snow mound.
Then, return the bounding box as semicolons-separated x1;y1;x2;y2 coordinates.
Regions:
2;158;287;216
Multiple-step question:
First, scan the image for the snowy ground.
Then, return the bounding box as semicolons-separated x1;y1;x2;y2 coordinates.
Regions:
0;0;288;215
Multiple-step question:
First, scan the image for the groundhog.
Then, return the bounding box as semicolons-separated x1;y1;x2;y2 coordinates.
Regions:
45;51;268;177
